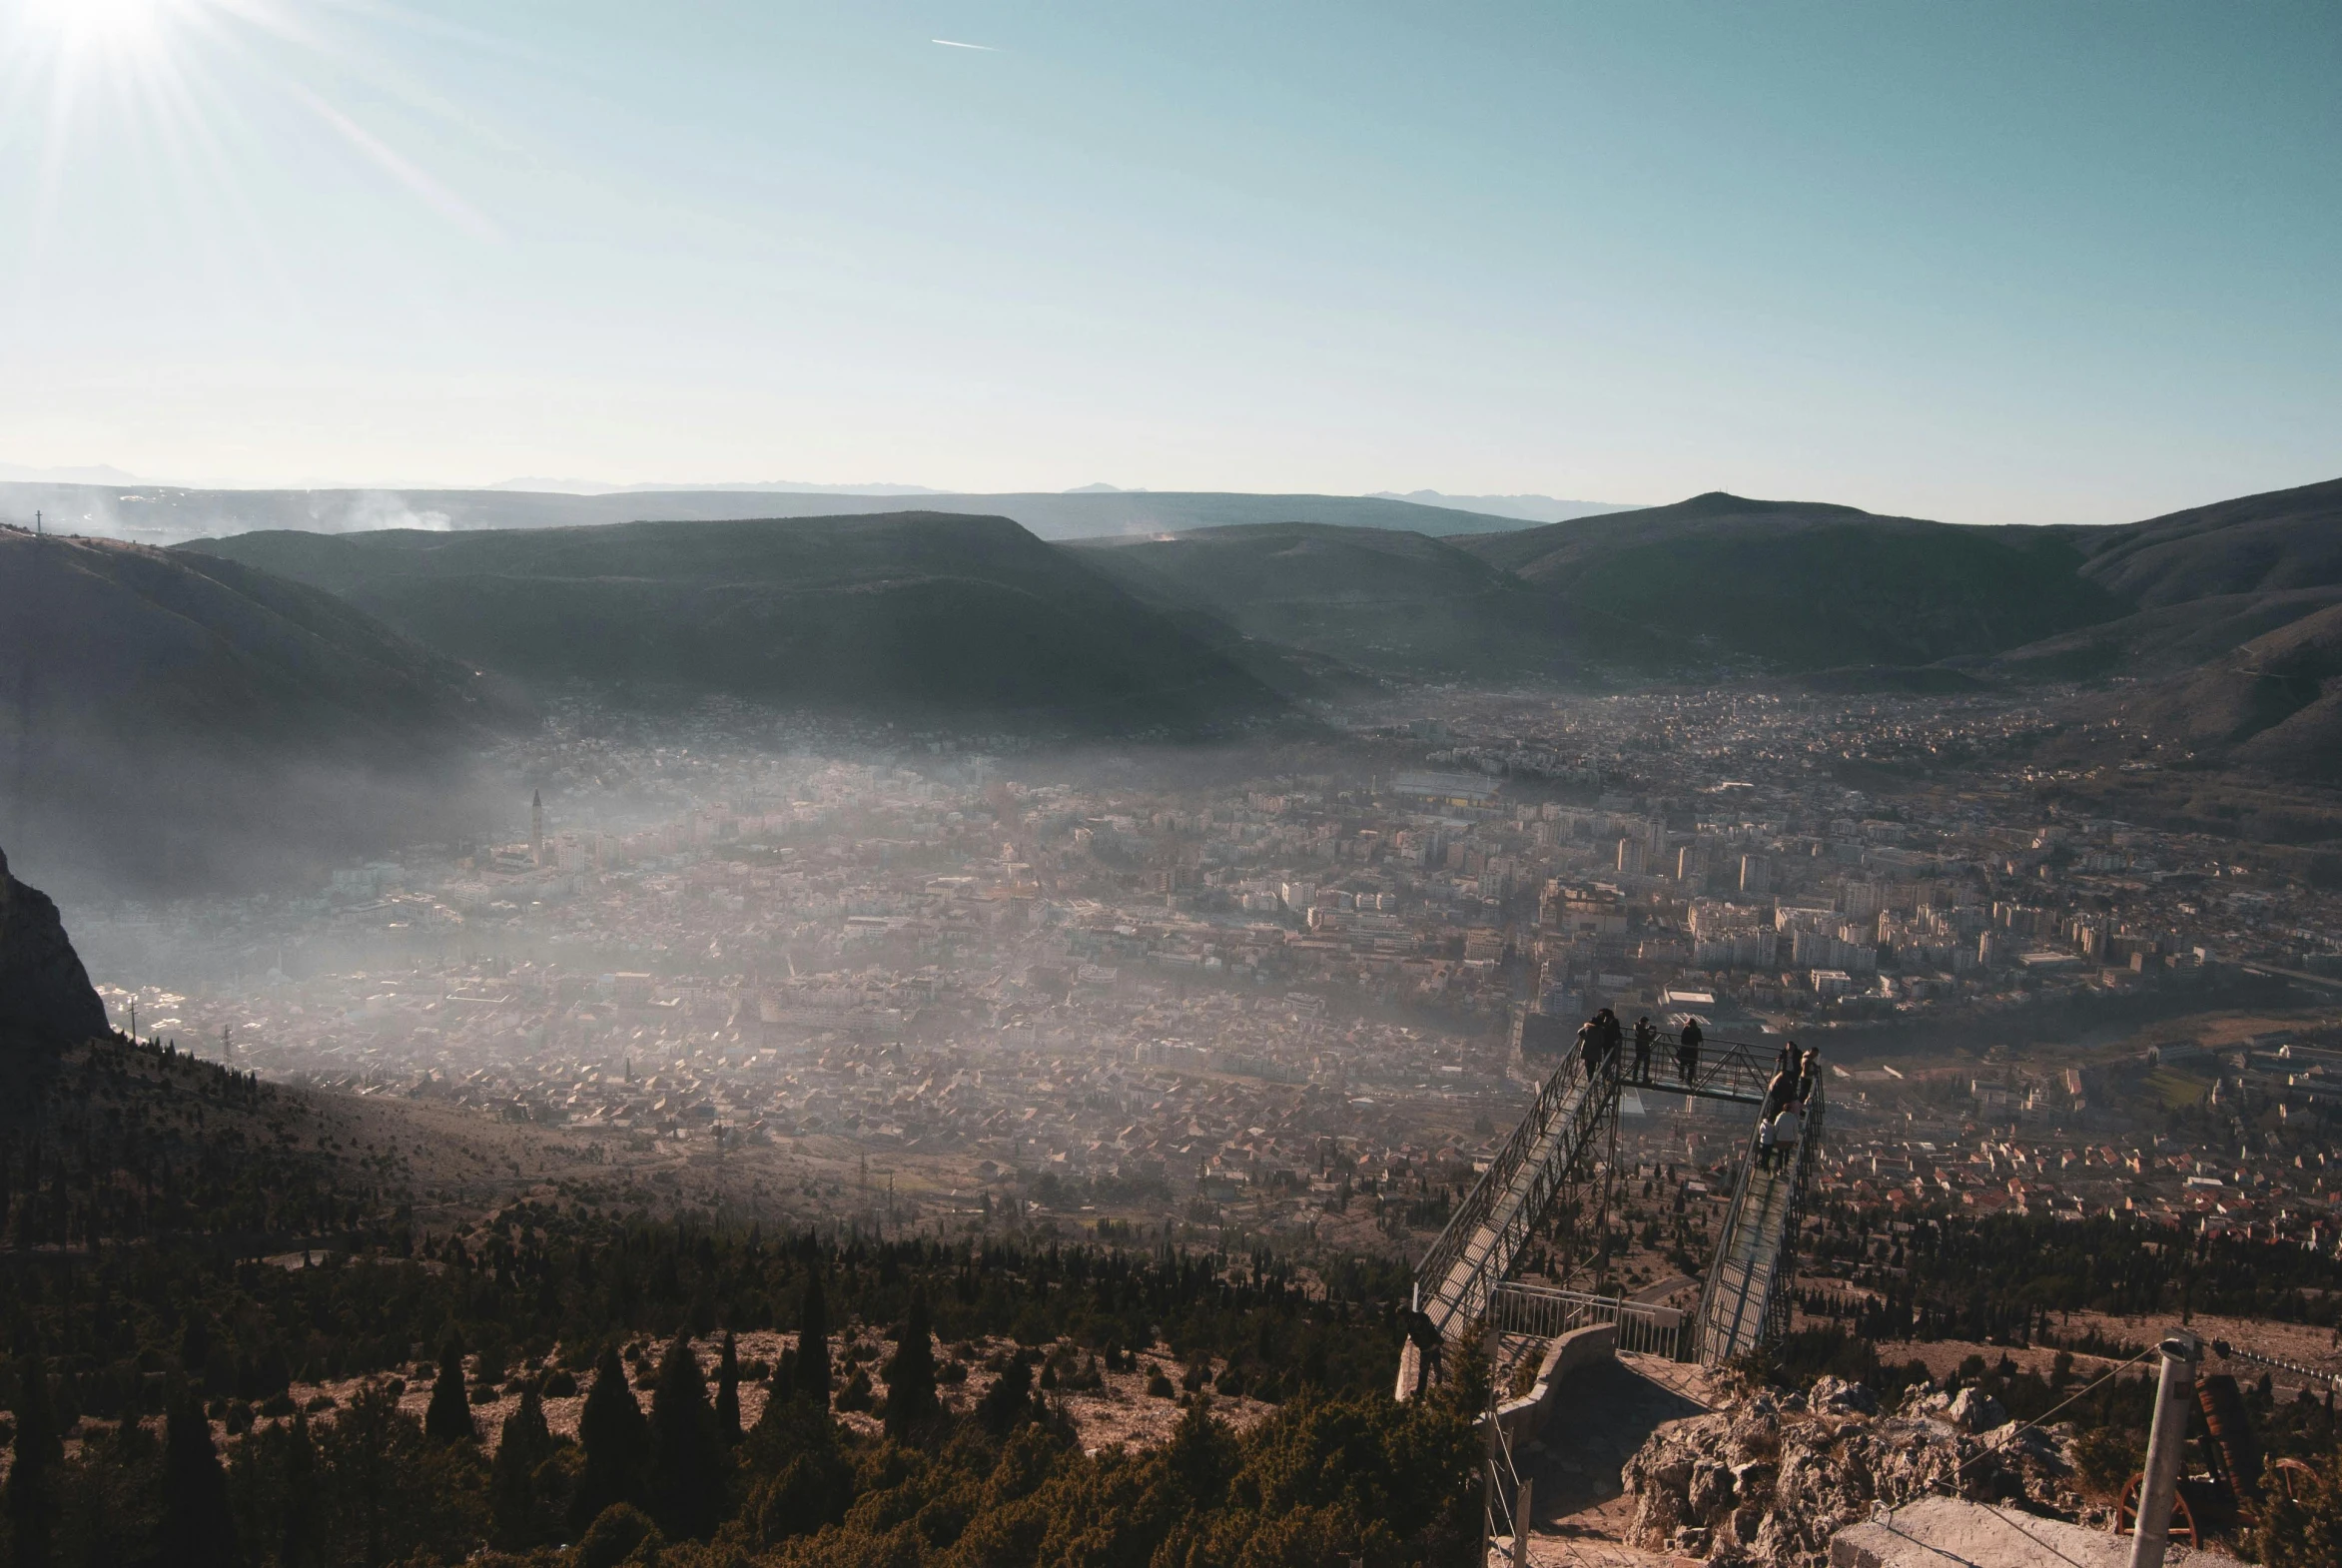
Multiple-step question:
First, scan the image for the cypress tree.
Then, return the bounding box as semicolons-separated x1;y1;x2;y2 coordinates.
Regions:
714;1331;741;1445
882;1287;938;1437
646;1334;726;1541
490;1385;554;1549
422;1330;474;1443
160;1394;239;1568
7;1357;61;1568
793;1273;831;1404
572;1346;650;1534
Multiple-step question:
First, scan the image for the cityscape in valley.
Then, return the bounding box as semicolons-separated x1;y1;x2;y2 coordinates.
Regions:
84;685;2342;1273
5;5;2342;1568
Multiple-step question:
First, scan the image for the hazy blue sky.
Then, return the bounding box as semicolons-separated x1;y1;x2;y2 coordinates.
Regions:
2;1;2336;522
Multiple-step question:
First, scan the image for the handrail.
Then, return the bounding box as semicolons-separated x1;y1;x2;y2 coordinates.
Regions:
1692;1106;1768;1362
1488;1282;1687;1359
1758;1080;1825;1345
1412;1055;1592;1332
1691;1079;1826;1364
1417;1027;1821;1351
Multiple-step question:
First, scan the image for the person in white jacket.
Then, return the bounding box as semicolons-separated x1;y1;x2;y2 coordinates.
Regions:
1768;1101;1803;1174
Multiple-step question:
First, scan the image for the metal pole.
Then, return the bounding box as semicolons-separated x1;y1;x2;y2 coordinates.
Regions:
2130;1328;2199;1568
1481;1321;1502;1566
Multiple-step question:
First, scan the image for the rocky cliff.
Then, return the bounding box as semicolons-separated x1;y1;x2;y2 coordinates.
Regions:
0;845;111;1045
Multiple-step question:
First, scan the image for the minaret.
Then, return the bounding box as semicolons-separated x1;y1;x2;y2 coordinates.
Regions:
530;789;544;867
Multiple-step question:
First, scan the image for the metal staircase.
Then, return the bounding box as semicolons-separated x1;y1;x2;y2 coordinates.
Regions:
1399;1028;1825;1395
1411;1053;1617;1345
1692;1081;1825;1364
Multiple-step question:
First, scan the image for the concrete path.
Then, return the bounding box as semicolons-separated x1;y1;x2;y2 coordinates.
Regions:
1491;1352;1716;1568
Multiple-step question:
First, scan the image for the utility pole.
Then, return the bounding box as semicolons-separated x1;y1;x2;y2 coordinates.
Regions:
2130;1327;2199;1568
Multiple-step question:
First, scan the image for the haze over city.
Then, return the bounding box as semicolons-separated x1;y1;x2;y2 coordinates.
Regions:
2;6;2340;1568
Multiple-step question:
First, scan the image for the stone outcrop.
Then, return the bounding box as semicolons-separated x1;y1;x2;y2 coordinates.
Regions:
1620;1377;2089;1568
0;846;111;1045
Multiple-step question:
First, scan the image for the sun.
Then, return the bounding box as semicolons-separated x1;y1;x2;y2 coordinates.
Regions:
16;0;194;55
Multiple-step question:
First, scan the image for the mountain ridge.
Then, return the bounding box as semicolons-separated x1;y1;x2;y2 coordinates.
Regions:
182;512;1292;735
3;481;1545;547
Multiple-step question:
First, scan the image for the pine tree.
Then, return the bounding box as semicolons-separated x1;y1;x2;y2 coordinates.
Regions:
793;1273;831;1405
278;1410;322;1568
161;1394;239;1568
647;1334;727;1541
490;1385;555;1549
422;1330;475;1443
572;1346;650;1534
882;1287;938;1437
7;1357;61;1568
715;1331;741;1445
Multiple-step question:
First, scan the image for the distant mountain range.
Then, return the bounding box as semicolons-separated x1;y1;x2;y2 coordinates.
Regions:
185;513;1285;736
0;481;1553;545
14;474;2337;898
1070;480;2342;782
484;477;950;496
1365;490;1636;523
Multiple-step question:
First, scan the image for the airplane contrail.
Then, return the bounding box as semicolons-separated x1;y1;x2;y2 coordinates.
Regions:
931;39;998;50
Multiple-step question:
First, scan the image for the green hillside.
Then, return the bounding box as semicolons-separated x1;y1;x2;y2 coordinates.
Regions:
1453;492;2127;669
1068;522;1634;679
184;513;1287;734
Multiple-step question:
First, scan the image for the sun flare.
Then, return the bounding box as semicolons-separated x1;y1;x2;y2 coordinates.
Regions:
18;0;191;53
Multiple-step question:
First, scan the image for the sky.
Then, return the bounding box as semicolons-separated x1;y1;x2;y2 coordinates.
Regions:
0;1;2336;524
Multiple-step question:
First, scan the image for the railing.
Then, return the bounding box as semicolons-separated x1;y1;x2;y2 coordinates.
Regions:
1412;1056;1588;1327
1415;1056;1618;1338
1488;1281;1687;1360
1762;1080;1825;1345
1690;1079;1826;1364
1691;1107;1767;1364
1416;1026;1821;1352
1597;1028;1784;1106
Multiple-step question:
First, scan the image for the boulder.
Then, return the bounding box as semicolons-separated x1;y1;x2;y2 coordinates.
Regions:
1809;1376;1879;1416
1948;1386;2008;1434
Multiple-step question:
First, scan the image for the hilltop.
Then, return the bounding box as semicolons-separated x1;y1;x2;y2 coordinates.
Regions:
183;512;1288;735
2073;475;2342;605
0;528;507;895
1451;491;2128;669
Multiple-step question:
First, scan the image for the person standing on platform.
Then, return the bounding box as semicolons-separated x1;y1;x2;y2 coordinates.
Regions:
1632;1016;1656;1084
1677;1017;1704;1086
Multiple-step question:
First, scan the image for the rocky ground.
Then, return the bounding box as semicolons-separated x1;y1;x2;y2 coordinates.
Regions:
1618;1373;2091;1567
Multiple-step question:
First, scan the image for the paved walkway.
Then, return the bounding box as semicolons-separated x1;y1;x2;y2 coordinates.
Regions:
1490;1352;1717;1568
